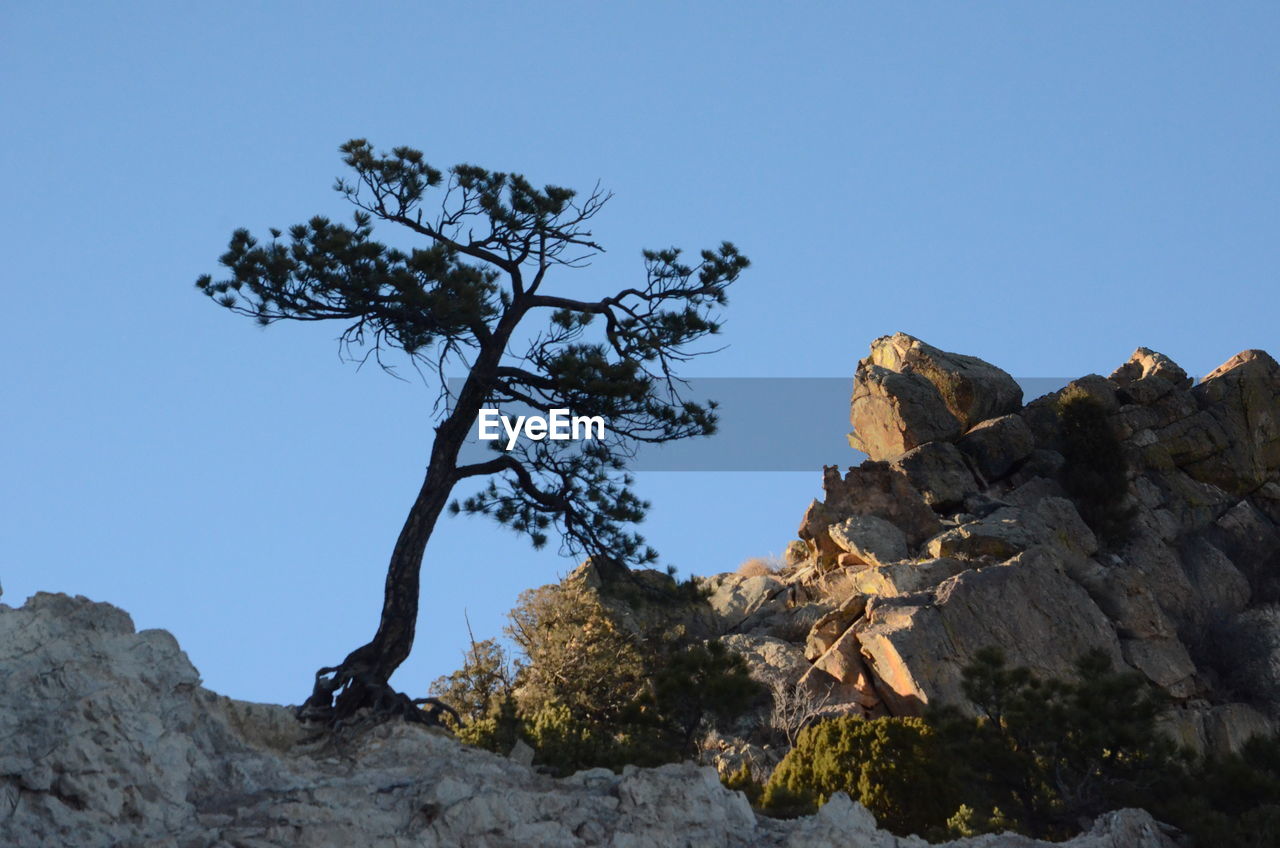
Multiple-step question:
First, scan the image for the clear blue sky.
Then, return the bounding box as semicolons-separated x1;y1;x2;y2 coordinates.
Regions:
3;2;1277;705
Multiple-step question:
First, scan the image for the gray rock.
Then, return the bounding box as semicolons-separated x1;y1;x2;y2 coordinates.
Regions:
957;414;1036;482
0;592;1176;848
704;573;789;632
890;440;979;511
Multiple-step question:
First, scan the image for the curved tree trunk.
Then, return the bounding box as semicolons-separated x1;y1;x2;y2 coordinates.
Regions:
300;317;521;724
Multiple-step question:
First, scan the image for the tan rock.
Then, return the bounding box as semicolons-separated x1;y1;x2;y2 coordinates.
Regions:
805;594;868;660
809;627;881;709
925;498;1096;562
862;333;1023;430
848;363;961;460
827;514;908;566
856;550;1125;716
1112;347;1191;387
849;558;969;597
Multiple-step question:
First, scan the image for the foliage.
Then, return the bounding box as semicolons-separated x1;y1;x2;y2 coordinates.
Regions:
758;645;1280;845
1055;386;1135;544
427;637;521;753
760;715;963;834
1146;733;1280;848
432;574;761;776
721;764;763;806
760;649;1174;840
938;647;1173;839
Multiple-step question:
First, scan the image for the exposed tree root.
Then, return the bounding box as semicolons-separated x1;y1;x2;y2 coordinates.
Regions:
296;655;460;730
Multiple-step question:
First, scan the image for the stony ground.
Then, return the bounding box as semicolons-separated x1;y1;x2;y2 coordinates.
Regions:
0;591;1175;848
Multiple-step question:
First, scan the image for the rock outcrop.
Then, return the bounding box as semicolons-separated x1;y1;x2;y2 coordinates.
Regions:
708;336;1280;757
0;591;1173;848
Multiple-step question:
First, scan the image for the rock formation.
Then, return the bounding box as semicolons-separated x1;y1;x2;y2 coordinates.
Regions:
702;333;1280;765
0;591;1173;847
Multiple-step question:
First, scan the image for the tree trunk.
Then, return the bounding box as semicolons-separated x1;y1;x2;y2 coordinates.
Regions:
301;317;521;723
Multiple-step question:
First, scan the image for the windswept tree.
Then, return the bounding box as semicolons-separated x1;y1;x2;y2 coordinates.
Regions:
196;140;748;724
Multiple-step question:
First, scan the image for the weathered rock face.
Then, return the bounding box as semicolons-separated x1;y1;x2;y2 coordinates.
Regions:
0;592;1173;848
732;337;1280;758
850;333;1023;461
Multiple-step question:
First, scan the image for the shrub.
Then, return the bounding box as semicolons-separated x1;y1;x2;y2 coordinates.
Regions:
1055;387;1135;544
434;573;761;776
761;715;964;836
736;557;780;578
759;648;1180;841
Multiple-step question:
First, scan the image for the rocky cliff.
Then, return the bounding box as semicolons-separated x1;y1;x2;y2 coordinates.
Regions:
0;591;1173;847
691;334;1280;773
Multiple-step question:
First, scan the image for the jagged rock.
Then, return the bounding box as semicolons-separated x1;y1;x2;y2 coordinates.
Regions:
890;440;979;512
1110;347;1192;391
956;414;1036;482
849;363;962;460
1208;498;1280;596
856;550;1125;716
805;627;881;710
1;592;1175;848
827;514;908;567
816;464;942;550
861;333;1024;431
805;595;869;660
1110;348;1192;406
757;793;1175;848
1184;349;1280;494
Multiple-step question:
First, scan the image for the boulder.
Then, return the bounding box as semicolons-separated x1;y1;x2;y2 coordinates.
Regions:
828;514;909;566
861;333;1024;430
849;363;961;460
1120;636;1198;697
925;498;1096;563
890;440;979;512
956;414;1036;482
704;573;789;632
1110;347;1192;390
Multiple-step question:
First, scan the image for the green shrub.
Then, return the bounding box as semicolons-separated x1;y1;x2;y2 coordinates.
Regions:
721;763;763;806
433;572;761;776
761;715;963;835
